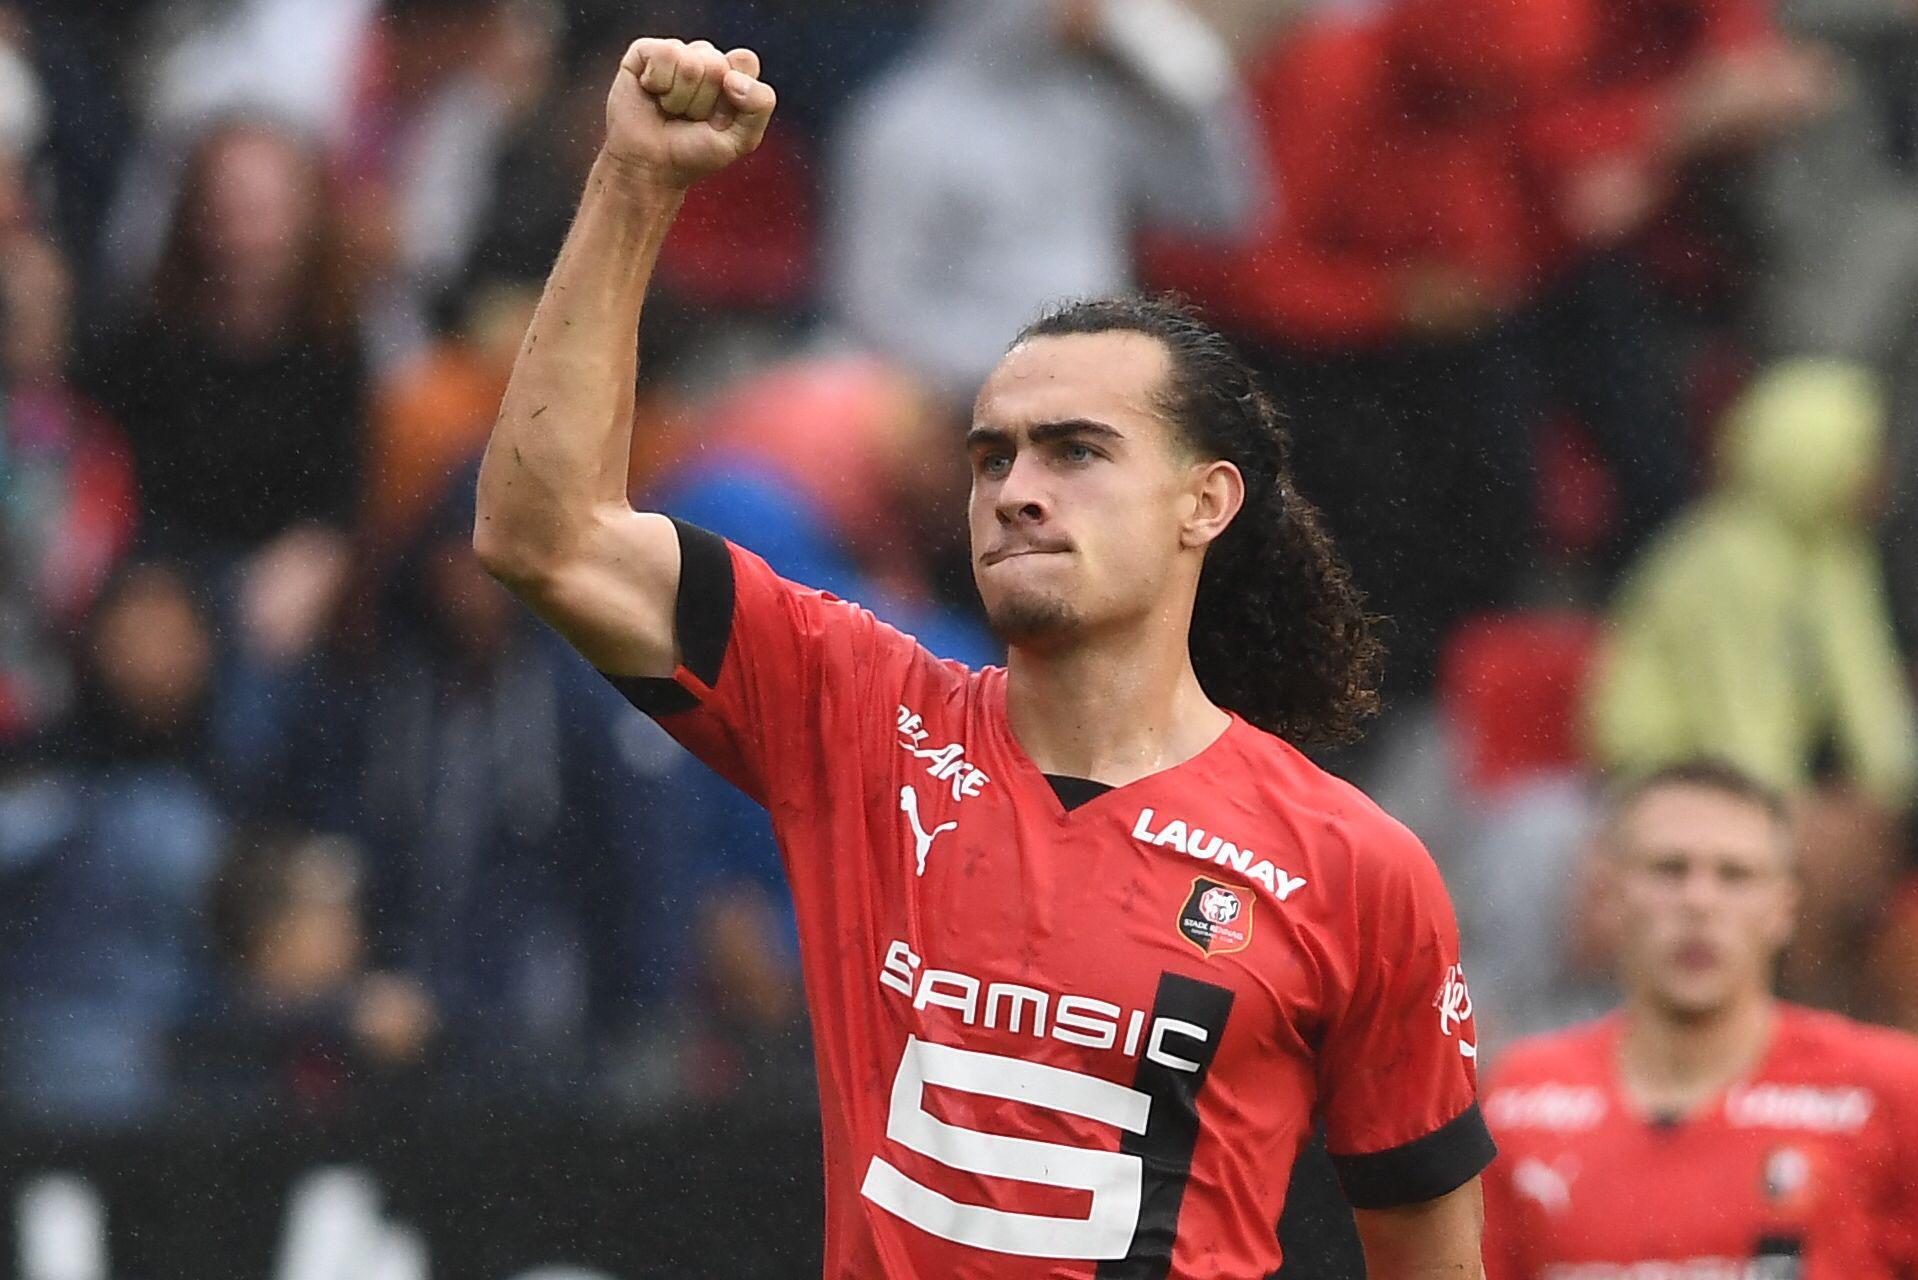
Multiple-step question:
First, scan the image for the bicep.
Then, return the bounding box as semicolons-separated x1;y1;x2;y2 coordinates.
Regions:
511;508;683;678
1352;1177;1486;1280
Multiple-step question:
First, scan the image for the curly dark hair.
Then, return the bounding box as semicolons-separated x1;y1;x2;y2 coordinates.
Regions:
1015;296;1382;747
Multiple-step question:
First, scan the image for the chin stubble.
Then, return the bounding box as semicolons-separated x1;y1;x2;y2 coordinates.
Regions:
986;593;1084;645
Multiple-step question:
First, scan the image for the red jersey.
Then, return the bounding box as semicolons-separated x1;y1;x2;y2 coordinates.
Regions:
608;524;1493;1278
1483;1005;1918;1280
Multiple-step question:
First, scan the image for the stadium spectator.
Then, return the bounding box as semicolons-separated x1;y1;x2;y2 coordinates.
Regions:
657;355;997;660
1522;0;1833;265
78;118;367;572
0;57;135;745
0;561;228;1123
1483;762;1918;1278
142;0;380;145
827;0;1258;398
1756;0;1918;364
1517;0;1836;576
176;828;436;1114
243;467;702;1091
336;0;562;363
0;1;137;285
1586;360;1916;1009
1145;0;1570;693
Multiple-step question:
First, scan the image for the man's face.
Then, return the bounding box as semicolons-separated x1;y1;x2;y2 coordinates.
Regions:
967;333;1223;649
1609;784;1797;1020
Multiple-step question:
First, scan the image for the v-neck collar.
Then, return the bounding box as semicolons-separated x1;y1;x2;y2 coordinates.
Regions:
1045;774;1114;811
1605;1005;1789;1131
982;668;1246;823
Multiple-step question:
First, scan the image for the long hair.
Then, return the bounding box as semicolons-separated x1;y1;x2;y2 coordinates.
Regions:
1015;296;1382;747
148;116;361;339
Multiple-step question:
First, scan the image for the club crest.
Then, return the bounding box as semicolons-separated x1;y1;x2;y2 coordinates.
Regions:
1178;877;1253;956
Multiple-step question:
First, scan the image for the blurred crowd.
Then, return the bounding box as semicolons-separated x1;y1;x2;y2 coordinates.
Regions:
5;0;1918;1131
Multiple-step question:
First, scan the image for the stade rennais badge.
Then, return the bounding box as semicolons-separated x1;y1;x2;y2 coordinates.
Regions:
1178;877;1253;957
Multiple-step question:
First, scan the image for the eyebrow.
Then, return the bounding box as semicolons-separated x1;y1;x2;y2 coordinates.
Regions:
964;418;1126;450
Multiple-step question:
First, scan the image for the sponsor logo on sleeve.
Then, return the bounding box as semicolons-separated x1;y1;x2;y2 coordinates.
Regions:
897;705;990;801
1435;963;1476;1059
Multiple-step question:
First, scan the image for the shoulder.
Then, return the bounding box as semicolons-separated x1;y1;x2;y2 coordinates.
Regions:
1232;727;1437;889
1489;1019;1616;1088
1483;1020;1617;1131
1777;1004;1918;1088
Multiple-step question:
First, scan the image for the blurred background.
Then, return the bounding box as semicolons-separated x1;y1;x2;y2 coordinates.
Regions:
2;0;1917;1274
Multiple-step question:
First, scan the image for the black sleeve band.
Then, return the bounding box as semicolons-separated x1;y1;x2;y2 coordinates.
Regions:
601;518;736;717
1328;1101;1497;1210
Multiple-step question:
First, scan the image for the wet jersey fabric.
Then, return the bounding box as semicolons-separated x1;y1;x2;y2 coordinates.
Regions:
1483;1005;1918;1280
606;524;1494;1279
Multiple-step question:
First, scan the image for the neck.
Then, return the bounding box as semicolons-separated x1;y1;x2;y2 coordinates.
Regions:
1617;989;1776;1119
1005;611;1229;786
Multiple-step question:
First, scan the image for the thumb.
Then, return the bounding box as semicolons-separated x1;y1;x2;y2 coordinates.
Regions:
718;69;776;152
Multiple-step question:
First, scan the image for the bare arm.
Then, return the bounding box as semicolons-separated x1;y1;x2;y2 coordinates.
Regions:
1352;1177;1486;1280
473;37;775;677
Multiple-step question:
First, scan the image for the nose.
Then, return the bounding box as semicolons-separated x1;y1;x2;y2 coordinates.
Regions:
994;453;1050;528
1675;864;1722;914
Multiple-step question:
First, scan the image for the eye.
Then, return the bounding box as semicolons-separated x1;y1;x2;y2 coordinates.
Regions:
977;451;1012;478
1648;857;1688;883
1061;441;1097;465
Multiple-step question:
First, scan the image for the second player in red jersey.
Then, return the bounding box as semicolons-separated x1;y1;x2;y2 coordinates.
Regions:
1483;763;1918;1279
475;32;1494;1277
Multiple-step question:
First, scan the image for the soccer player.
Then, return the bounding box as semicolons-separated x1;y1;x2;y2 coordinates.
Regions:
1482;761;1918;1279
474;36;1494;1278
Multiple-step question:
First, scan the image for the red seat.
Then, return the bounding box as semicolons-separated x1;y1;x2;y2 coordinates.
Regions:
1536;414;1617;562
1439;611;1601;793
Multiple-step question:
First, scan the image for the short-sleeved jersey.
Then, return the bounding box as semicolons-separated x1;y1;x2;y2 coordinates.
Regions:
1483;1005;1918;1280
609;525;1494;1278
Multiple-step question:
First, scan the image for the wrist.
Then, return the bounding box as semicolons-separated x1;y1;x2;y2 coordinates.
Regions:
592;149;693;213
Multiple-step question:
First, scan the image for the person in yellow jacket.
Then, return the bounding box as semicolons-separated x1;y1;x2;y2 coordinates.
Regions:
1586;359;1918;1009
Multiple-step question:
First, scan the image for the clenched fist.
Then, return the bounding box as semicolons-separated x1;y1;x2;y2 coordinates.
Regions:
605;38;777;191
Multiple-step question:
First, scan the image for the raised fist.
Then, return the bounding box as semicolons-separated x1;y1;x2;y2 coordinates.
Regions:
605;38;777;190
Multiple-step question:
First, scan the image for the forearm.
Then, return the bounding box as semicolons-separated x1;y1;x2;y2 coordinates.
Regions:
475;153;683;579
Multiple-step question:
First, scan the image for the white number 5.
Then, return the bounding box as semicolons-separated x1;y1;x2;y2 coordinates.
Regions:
859;1037;1152;1259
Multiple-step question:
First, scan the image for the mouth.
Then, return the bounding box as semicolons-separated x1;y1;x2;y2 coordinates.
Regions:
1670;940;1720;971
980;544;1072;567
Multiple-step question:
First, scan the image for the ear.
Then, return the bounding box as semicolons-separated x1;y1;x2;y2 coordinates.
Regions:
1574;840;1625;971
1180;459;1245;551
1769;860;1802;954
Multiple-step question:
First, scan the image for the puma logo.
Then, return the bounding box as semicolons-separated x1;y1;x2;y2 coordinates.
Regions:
1512;1156;1578;1214
899;785;958;877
